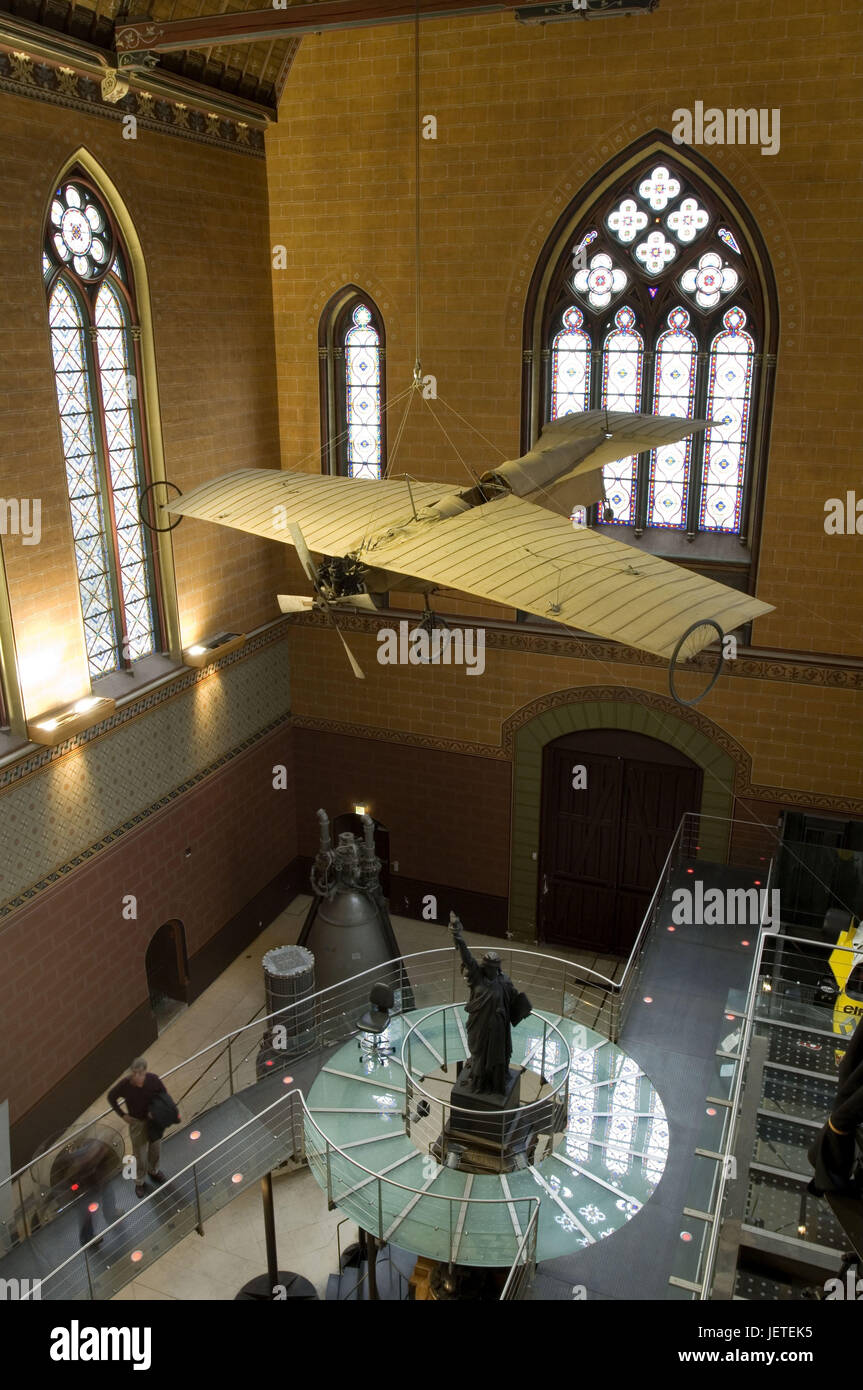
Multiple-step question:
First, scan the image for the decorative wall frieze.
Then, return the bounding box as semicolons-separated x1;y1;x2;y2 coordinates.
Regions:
293;690;863;818
291;714;504;761
0;43;266;157
288;609;863;690
0;618;291;795
0;710;291;923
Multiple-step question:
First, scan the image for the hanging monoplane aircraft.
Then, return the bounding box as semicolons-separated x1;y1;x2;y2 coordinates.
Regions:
158;409;773;688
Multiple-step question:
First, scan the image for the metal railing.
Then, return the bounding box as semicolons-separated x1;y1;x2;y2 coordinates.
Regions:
22;1088;305;1301
302;1107;540;1269
401;1004;571;1171
668;864;862;1299
500;1204;540;1301
691;865;775;1299
1;947;612;1255
23;1074;546;1300
1;946;607;1267
6;807;808;1294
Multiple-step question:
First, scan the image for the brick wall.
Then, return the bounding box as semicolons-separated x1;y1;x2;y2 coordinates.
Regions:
293;726;510;896
266;0;863;789
287;623;863;807
0;721;296;1131
0;90;284;717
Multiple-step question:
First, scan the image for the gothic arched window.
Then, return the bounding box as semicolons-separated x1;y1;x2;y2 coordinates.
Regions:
44;176;163;679
526;142;776;569
319;287;386;479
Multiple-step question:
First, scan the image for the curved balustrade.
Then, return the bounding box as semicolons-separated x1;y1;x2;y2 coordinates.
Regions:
0;946;615;1260
401;1004;571;1172
303;1107;542;1270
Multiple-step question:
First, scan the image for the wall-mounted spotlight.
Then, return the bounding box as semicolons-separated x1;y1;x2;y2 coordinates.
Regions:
27;695;116;747
353;803;369;817
183;631;245;669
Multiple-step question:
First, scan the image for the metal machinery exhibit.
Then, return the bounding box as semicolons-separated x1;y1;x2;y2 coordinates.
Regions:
298;808;404;995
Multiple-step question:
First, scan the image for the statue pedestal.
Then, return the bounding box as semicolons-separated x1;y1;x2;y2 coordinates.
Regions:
436;1067;534;1172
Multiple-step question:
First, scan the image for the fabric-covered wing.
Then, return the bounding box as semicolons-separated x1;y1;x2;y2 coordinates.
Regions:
484;411;711;509
361;494;773;660
164;469;453;555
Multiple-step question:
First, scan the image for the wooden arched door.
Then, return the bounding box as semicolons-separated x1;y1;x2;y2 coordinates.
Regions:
538;729;701;956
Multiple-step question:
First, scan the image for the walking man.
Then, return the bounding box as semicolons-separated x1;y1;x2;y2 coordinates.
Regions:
107;1058;171;1198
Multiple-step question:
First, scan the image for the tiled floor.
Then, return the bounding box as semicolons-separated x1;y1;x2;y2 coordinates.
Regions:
57;896;621;1301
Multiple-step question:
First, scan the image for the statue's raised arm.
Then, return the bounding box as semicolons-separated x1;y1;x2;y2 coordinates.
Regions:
448;911;480;983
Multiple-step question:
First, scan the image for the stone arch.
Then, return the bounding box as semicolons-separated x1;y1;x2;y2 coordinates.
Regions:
504;687;750;943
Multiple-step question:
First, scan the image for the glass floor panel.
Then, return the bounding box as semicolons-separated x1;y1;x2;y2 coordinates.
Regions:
305;1008;668;1267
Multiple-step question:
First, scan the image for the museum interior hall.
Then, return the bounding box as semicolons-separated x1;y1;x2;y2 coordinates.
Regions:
0;0;861;1310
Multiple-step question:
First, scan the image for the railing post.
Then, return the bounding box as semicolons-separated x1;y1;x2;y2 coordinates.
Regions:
83;1246;95;1300
560;964;567;1015
296;1092;306;1164
442;1008;448;1073
192;1163;204;1235
227;1036;235;1096
325;1142;333;1210
16;1174;29;1241
377;1178;384;1242
541;1018;548;1082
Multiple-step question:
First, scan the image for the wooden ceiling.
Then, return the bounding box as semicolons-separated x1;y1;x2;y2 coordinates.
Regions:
2;0;299;111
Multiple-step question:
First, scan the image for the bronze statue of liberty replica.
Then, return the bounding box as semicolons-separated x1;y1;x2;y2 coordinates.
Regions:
434;914;534;1172
448;913;532;1096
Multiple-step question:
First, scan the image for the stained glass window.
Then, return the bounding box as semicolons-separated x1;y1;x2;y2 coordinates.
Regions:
647;307;698;529
538;154;763;542
717;226;741;255
344;304;382;480
320;289;387;480
44;177;160;678
700;307;754;532
601;307;643;525
550;306;591;420
94;283;156;661
573;250;627;309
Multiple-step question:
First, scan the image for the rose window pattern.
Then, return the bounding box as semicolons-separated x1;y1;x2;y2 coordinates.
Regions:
545;158;760;536
49;184;113;281
44;177;160;678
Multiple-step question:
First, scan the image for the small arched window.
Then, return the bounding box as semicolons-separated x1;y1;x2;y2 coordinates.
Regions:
525;140;777;570
319;287;387;479
44;176;163;679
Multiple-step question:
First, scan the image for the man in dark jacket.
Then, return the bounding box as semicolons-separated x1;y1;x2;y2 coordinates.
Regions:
107;1058;174;1198
808;1018;863;1196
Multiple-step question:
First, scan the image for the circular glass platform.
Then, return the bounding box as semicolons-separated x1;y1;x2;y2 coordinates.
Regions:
305;1007;669;1267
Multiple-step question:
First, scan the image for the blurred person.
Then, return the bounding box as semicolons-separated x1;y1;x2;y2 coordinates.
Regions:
809;1017;863;1196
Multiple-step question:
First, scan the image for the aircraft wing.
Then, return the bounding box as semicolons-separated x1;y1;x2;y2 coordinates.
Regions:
484;411;712;512
163;468;453;554
360;493;773;660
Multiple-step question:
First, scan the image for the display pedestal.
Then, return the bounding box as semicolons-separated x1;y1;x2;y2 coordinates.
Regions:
434;1066;535;1172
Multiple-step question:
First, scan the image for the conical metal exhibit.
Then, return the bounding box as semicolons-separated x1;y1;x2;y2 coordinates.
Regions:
298;809;407;999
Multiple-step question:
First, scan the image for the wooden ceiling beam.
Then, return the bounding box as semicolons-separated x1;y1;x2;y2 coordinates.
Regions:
116;0;522;54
